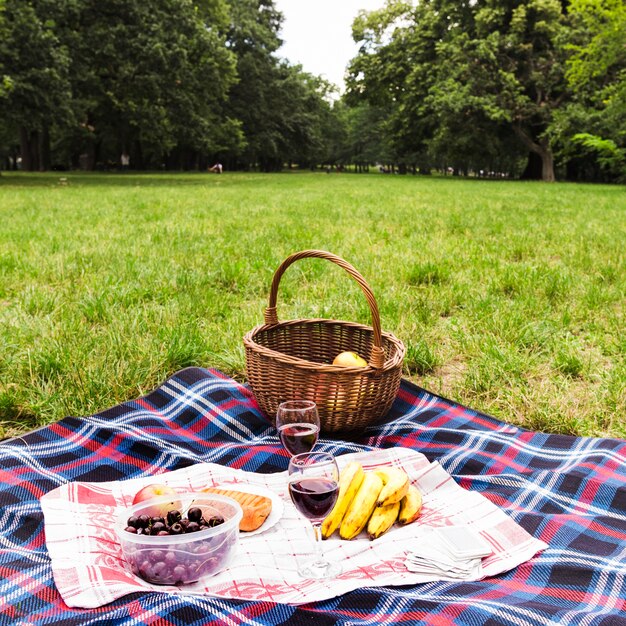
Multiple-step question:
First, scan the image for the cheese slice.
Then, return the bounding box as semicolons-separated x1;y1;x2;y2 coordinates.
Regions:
202;487;272;532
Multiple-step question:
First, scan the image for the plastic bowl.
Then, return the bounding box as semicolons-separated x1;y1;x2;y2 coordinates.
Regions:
116;492;243;585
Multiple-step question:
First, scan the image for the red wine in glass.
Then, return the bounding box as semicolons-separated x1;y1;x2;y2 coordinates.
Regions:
288;477;339;521
287;452;342;579
276;401;320;457
279;423;320;456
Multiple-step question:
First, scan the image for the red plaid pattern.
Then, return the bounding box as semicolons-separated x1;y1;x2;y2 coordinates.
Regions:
0;367;624;625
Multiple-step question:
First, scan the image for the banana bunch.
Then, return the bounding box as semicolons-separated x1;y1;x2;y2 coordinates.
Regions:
321;461;422;541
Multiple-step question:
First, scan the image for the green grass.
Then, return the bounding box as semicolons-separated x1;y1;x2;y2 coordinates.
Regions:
1;171;624;439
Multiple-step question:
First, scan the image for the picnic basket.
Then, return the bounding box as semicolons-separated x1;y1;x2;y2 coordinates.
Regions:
243;250;405;433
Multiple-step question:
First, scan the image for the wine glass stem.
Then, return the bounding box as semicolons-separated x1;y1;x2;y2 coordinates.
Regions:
311;522;324;565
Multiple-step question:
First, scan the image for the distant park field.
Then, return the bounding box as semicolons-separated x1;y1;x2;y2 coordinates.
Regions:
1;171;624;439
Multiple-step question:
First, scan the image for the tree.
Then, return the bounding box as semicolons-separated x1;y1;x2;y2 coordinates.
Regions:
0;0;72;170
336;102;394;169
319;99;351;168
0;0;239;170
60;0;238;169
0;0;10;169
347;2;428;170
223;0;283;169
567;0;626;91
224;0;344;171
274;67;339;169
561;0;626;180
347;0;572;181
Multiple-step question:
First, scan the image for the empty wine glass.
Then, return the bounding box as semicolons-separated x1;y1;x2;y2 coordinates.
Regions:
288;451;342;579
276;400;320;456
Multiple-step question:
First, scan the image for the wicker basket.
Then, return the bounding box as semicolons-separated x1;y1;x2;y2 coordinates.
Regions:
243;250;405;433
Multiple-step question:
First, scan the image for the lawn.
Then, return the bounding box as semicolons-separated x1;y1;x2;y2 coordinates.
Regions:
1;171;624;439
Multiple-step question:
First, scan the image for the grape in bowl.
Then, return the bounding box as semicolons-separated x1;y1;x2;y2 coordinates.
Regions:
116;492;243;585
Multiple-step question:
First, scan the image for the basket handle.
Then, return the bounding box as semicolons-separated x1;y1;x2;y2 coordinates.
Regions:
264;250;386;369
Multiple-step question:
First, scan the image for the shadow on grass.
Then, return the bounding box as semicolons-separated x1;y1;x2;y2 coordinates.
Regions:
0;171;245;189
0;170;535;190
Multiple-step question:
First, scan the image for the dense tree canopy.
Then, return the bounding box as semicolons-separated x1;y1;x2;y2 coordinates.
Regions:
346;0;626;181
224;0;337;170
347;0;567;180
0;1;72;170
68;0;240;168
0;0;240;170
0;0;624;181
562;0;626;180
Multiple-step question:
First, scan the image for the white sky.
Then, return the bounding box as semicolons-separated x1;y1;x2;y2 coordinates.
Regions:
274;0;387;91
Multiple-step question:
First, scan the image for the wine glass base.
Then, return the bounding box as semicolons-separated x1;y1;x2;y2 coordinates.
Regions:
298;559;342;580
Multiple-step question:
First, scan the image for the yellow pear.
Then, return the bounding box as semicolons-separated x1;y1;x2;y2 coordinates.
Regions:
332;351;367;367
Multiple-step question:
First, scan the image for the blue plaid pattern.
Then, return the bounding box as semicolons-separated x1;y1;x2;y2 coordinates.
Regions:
0;367;625;625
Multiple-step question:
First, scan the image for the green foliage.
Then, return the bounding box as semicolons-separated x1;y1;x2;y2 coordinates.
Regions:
225;1;339;170
345;0;626;181
573;132;625;177
0;0;340;172
333;102;394;166
62;0;239;166
0;1;73;135
2;0;626;179
566;0;626;88
348;0;573;181
561;0;626;180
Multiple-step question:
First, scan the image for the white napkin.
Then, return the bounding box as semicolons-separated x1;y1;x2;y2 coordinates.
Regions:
406;526;493;579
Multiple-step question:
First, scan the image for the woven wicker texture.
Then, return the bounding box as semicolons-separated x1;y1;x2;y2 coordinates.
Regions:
243;250;405;433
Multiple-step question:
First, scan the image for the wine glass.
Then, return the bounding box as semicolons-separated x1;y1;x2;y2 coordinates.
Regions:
288;451;342;579
276;400;320;456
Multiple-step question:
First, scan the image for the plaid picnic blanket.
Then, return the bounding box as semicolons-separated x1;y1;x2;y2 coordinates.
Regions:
1;367;625;625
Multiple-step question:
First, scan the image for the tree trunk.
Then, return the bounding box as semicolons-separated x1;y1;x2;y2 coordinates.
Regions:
133;139;143;170
20;127;35;171
513;124;556;182
32;132;41;172
540;147;555;182
39;126;51;171
85;139;96;170
520;151;542;180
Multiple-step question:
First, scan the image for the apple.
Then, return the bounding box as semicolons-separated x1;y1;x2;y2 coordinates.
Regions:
132;483;181;518
332;351;367;367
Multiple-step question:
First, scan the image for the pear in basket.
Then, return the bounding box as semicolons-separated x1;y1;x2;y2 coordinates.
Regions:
315;378;362;414
333;351;367;367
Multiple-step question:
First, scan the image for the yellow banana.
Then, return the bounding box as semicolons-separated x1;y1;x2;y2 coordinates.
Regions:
374;467;410;507
339;472;383;540
367;501;400;540
321;461;365;539
398;484;422;525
